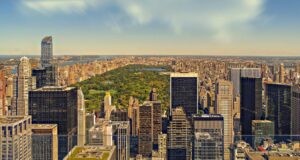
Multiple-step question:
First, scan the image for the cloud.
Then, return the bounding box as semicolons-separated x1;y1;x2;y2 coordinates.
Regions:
21;0;266;42
22;0;98;14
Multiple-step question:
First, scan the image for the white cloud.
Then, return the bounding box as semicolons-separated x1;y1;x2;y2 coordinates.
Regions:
22;0;98;14
21;0;266;42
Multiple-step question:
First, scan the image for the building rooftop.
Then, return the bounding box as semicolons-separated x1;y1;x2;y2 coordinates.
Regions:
31;124;57;129
252;120;273;123
0;116;31;125
34;86;75;91
42;36;52;43
64;145;116;160
170;72;198;78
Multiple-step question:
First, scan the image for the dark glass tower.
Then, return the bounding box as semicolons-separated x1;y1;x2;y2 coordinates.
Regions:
41;36;53;68
170;73;198;117
266;83;291;135
29;86;78;160
32;64;57;88
240;77;262;142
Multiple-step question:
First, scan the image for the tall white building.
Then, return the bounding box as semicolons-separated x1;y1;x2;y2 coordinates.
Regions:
215;80;233;160
14;57;31;115
77;88;86;146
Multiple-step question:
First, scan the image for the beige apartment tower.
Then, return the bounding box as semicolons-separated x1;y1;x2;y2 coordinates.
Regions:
77;88;86;146
0;116;32;160
31;124;58;160
215;80;233;160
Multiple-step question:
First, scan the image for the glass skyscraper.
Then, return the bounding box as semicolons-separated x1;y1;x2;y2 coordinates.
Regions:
170;72;198;117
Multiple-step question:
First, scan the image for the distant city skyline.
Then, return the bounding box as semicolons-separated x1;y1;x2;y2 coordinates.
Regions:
1;0;300;56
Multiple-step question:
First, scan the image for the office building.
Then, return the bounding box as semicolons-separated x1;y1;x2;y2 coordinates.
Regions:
85;112;95;144
77;88;86;146
104;91;112;113
110;109;128;121
266;83;291;135
167;107;192;160
64;145;116;160
240;76;262;142
229;68;261;98
0;116;32;160
215;80;233;160
29;86;78;160
138;103;153;157
252;120;274;148
115;121;130;160
31;124;58;160
41;36;53;67
229;68;241;97
170;72;198;117
192;114;224;160
291;85;300;139
32;64;57;88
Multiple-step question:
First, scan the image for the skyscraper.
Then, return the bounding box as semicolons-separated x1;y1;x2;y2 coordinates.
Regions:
41;36;53;68
229;68;261;97
138;103;153;157
192;114;224;160
31;124;58;160
240;75;262;142
115;121;130;160
32;64;58;88
170;72;198;117
292;85;300;138
77;88;86;146
279;63;285;83
13;57;32;116
0;116;32;160
229;68;241;97
0;66;6;115
29;86;78;160
266;83;291;135
215;80;233;160
167;107;192;160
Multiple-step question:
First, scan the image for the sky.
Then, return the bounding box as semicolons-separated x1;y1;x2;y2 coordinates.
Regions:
0;0;300;56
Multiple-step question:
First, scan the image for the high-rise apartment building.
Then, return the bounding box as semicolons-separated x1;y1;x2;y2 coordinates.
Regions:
192;114;224;160
77;88;86;146
240;76;262;142
29;86;78;160
41;36;53;68
291;85;300;139
0;116;32;160
149;87;158;101
31;124;58;160
266;83;291;135
167;107;192;160
251;120;274;148
215;80;233;160
170;72;198;117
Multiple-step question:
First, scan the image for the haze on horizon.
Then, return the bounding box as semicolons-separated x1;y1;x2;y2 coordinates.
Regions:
1;0;300;56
